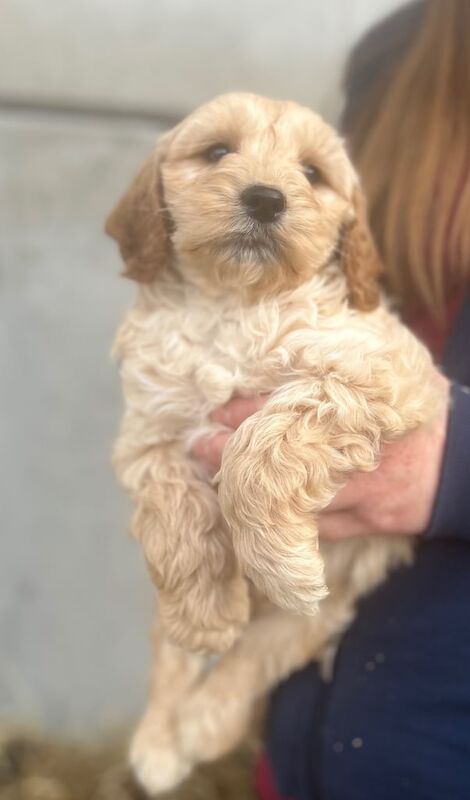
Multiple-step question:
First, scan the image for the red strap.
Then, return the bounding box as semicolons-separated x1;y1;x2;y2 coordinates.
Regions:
255;754;291;800
406;293;464;360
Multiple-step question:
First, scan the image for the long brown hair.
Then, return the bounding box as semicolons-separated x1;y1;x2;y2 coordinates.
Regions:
342;0;470;319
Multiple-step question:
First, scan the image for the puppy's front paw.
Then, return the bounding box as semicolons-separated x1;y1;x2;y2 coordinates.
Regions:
130;721;191;796
218;413;329;615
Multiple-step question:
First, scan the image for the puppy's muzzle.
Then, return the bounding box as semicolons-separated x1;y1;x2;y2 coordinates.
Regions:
241;184;286;224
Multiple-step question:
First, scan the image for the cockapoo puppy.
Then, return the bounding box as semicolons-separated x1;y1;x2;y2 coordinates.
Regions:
106;93;445;795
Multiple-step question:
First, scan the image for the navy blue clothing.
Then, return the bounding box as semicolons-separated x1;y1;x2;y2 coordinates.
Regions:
268;293;470;800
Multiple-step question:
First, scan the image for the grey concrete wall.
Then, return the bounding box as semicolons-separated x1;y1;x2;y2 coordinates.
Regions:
0;114;159;733
0;0;403;120
0;0;405;734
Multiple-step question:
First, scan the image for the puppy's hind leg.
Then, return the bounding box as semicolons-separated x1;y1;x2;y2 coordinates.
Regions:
130;618;207;795
176;599;354;765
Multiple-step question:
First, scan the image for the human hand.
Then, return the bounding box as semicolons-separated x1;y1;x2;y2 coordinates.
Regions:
192;375;450;539
191;395;268;475
318;377;449;539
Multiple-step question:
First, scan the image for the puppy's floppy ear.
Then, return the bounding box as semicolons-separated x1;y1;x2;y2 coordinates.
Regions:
105;136;172;283
340;186;382;311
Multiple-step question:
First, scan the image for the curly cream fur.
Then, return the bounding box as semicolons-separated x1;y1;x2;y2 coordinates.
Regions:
106;93;447;794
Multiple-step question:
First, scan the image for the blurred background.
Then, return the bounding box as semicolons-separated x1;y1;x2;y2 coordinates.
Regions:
0;0;405;735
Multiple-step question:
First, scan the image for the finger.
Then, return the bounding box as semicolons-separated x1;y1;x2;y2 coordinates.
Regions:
317;510;369;540
323;471;375;512
211;394;269;429
191;432;231;474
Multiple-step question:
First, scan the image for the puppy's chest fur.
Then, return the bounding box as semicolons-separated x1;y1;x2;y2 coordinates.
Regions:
114;271;387;449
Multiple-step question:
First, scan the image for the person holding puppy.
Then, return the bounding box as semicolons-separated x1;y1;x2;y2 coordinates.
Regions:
193;1;470;797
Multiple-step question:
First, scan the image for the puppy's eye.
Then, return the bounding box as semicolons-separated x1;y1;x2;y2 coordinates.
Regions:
203;143;232;163
303;164;323;185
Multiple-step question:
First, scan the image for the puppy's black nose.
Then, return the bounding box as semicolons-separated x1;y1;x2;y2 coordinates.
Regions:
241;184;286;223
